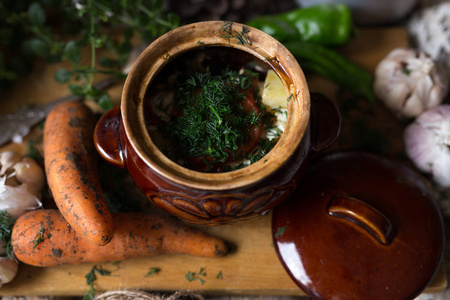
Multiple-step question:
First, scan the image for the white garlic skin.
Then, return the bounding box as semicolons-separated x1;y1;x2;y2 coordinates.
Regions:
374;48;448;119
404;104;450;187
0;257;18;286
0;151;44;218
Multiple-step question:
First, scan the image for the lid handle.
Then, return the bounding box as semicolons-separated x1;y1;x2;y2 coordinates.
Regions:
328;195;395;245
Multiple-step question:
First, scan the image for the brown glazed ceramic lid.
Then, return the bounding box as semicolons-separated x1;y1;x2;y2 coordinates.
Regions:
272;151;444;300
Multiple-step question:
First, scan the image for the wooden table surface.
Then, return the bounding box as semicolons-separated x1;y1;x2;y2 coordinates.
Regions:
0;27;447;297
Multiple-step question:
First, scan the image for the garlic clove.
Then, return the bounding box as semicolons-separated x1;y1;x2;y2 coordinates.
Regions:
0;152;22;177
0;176;42;219
13;157;45;197
0;256;18;286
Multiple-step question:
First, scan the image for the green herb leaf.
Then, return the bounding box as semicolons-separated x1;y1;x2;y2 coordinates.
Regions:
185;267;207;285
98;57;117;69
0;211;15;259
98;93;113;110
144;267;161;277
83;283;96;300
28;2;46;26
32;225;45;249
216;271;223;279
68;84;85;97
54;68;72;83
64;41;82;65
84;265;113;300
22;38;48;57
275;225;288;238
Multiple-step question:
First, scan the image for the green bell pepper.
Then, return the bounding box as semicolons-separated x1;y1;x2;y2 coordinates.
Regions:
247;4;353;46
283;40;375;102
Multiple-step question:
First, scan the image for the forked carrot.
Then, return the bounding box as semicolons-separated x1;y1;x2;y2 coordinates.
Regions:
43;101;113;246
12;209;229;267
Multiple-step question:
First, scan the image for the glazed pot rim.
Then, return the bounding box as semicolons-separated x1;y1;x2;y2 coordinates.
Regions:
121;21;310;190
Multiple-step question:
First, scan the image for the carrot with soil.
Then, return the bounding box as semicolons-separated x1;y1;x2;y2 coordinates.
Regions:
11;209;229;267
43;101;113;246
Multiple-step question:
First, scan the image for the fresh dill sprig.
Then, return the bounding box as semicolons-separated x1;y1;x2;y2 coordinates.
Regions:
32;225;45;249
144;267;161;277
0;211;15;259
84;265;113;300
166;68;259;166
185;267;207;285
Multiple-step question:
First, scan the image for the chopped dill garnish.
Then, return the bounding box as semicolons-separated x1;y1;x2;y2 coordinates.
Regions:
185;267;207;285
216;270;223;279
149;49;285;173
220;22;251;46
197;41;205;49
144;267;161;277
0;211;15;259
233;26;252;45
33;225;45;249
163;68;266;170
84;265;113;300
287;94;294;104
275;225;288;238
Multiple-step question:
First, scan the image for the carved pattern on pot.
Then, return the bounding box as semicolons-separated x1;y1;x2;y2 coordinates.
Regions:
147;181;297;224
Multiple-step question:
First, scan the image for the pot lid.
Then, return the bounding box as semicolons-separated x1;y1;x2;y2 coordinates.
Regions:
272;151;445;300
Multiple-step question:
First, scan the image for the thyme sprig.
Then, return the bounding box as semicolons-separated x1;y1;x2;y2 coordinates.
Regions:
0;0;179;108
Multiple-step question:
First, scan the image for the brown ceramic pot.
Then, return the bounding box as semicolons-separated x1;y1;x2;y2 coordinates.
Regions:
94;21;340;225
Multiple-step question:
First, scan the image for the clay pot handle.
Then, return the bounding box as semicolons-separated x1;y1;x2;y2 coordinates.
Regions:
94;106;126;168
309;92;341;152
328;195;396;245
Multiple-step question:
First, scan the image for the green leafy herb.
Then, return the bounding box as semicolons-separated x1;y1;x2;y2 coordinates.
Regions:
287;94;294;104
221;21;234;46
220;22;251;46
197;41;205;49
185;267;207;285
144;267;161;277
32;225;45;249
163;67;277;171
0;211;15;259
0;0;179;102
110;261;121;270
234;26;252;45
275;225;288;238
216;270;223;279
84;265;113;300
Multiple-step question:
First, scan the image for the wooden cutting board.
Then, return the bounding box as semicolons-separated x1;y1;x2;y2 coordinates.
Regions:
0;27;446;297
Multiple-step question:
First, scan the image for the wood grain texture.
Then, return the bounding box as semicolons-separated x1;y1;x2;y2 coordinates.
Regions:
0;28;446;296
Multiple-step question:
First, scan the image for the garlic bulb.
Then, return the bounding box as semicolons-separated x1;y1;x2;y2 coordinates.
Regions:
408;2;450;79
0;257;18;286
373;48;448;119
404;104;450;187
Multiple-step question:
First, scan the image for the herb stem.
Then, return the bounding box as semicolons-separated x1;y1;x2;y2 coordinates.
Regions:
135;2;174;28
88;0;96;91
208;104;222;125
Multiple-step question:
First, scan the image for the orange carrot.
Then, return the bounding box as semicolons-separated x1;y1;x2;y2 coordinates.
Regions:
43;101;113;246
12;209;229;267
